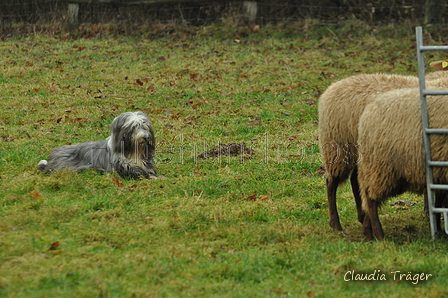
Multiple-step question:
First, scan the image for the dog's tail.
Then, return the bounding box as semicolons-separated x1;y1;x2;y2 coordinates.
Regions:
38;160;48;172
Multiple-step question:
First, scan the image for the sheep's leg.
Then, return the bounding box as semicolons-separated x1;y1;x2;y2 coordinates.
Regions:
327;177;343;231
350;167;365;224
365;198;384;240
424;192;429;215
425;191;445;232
362;214;373;241
435;191;446;232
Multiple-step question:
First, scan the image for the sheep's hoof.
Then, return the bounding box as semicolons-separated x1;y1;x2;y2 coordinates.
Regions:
330;221;343;232
373;230;385;241
362;217;374;241
363;229;374;241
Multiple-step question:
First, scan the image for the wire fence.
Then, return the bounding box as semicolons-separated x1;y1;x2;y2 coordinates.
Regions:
1;0;447;32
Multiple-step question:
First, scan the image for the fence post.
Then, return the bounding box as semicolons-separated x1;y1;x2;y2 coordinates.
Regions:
67;3;79;27
243;1;258;19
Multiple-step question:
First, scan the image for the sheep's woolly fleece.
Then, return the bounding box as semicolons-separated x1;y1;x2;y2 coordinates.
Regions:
318;71;448;182
358;87;448;209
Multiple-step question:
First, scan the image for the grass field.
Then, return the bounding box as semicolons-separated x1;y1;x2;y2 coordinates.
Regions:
1;21;448;297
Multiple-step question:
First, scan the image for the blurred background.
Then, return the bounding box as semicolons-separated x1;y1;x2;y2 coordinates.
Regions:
1;0;447;34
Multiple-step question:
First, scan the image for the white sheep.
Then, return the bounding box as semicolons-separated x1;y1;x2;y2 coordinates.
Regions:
318;72;448;232
358;86;448;240
426;70;448;80
318;73;420;231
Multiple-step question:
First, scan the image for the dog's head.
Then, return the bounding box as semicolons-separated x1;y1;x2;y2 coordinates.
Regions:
111;111;155;157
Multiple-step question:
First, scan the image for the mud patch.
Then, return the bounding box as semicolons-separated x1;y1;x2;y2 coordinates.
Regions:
197;143;254;159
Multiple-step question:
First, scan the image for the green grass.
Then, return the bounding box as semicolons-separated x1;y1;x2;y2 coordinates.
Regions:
1;21;448;297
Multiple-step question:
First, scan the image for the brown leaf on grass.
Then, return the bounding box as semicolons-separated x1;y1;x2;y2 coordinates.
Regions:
258;194;271;201
288;135;299;140
250;25;260;32
305;99;316;105
112;177;124;187
246;194;271;201
49;241;59;250
197;143;255;159
188;100;207;108
390;200;416;209
247;194;257;201
59;33;69;40
30;191;42;199
135;79;144;86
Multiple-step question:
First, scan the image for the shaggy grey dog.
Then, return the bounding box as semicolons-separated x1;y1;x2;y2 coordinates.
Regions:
38;111;156;179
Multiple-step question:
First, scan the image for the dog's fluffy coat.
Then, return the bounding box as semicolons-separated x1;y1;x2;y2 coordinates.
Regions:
38;111;156;179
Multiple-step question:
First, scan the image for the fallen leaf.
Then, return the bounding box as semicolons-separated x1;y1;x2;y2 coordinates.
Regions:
112;177;124;187
305;99;316;105
250;25;260;32
30;191;42;199
49;241;59;250
258;194;271;201
288;135;299;140
247;194;257;201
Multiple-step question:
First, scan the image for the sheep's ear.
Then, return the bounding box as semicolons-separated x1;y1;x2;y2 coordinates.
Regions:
429;60;448;71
